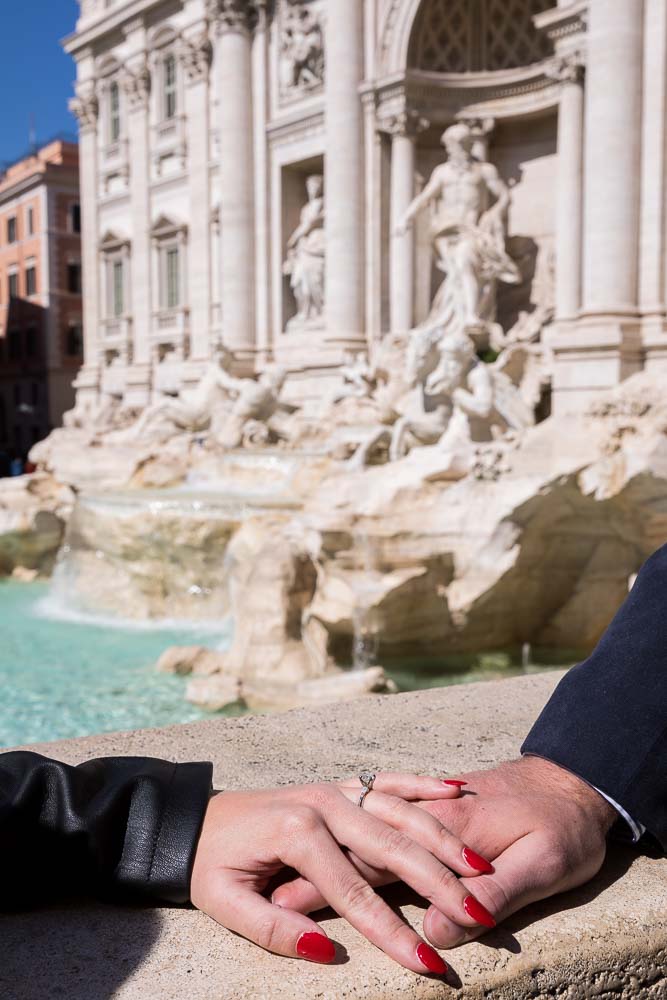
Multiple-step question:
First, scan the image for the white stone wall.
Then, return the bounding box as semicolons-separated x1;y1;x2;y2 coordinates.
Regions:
65;0;667;415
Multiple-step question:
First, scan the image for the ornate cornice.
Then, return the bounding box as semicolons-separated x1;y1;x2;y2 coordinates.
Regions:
70;86;99;131
122;62;151;110
535;1;588;46
377;108;429;139
180;31;213;82
207;0;264;35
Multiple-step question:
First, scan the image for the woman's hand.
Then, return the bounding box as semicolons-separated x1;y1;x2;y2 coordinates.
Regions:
190;772;495;975
274;759;615;949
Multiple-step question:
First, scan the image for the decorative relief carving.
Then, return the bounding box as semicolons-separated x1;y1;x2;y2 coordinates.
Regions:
180;31;213;82
546;50;585;86
70;87;99;131
377;109;430;139
122;63;151;109
279;0;324;97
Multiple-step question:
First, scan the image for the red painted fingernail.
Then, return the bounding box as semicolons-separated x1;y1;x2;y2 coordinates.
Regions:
462;846;494;874
463;895;496;928
443;779;467;787
296;932;336;963
416;941;448;975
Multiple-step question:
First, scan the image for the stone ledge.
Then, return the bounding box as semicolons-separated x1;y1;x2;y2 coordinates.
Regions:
3;672;667;999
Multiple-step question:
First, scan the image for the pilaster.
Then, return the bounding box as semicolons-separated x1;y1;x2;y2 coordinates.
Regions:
70;79;101;401
324;0;365;347
122;29;153;399
181;26;213;361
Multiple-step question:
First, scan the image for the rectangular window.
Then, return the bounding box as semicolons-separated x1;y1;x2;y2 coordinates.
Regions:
66;322;83;357
109;81;121;143
9;331;21;362
71;203;81;234
112;259;124;317
165;246;180;309
67;262;82;295
25;326;37;358
25;266;37;297
8;272;18;299
7;217;17;243
27;207;34;236
164;54;177;120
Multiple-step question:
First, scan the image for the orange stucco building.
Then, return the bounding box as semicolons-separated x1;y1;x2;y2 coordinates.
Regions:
0;140;82;464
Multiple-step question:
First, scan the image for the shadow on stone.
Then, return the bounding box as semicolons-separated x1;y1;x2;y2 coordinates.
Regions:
0;901;163;1000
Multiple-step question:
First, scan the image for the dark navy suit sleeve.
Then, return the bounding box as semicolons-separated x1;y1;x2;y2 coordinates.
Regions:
0;752;213;907
522;543;667;851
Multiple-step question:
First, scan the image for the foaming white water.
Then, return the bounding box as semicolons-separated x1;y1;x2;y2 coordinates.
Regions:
35;592;233;640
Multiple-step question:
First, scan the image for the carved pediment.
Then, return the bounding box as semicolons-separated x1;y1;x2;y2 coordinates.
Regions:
99;229;130;251
151;214;188;240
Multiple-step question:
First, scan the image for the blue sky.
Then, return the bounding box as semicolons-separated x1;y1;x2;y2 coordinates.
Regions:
0;2;80;168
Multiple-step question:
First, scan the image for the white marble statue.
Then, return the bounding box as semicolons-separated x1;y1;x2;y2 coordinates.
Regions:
349;328;534;469
395;122;520;341
319;351;376;417
283;174;325;327
103;345;240;444
217;367;296;450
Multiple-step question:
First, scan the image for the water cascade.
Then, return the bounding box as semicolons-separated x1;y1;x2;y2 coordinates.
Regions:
47;484;300;625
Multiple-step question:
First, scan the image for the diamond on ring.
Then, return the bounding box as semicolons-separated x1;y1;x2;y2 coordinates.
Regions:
358;771;376;807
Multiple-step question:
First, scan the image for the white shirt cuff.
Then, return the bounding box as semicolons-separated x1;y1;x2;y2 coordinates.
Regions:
592;786;646;842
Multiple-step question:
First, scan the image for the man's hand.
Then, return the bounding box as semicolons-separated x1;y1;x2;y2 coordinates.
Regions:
273;757;617;948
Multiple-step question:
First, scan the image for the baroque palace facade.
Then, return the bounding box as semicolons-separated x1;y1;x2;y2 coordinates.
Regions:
66;0;665;413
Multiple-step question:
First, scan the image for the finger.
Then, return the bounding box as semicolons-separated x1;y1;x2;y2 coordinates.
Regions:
281;818;449;976
273;857;392;915
322;793;494;931
201;871;338;963
338;787;493;877
339;771;466;800
423;831;586;949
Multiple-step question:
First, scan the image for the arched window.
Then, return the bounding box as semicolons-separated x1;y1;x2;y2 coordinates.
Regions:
163;53;177;119
409;0;553;74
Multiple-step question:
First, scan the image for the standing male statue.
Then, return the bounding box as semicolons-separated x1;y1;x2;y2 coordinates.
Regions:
395;122;520;336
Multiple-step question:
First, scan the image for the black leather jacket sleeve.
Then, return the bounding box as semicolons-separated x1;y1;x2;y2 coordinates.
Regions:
0;751;213;907
522;542;667;851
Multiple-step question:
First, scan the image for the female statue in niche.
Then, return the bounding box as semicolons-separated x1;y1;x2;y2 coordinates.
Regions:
283;174;325;327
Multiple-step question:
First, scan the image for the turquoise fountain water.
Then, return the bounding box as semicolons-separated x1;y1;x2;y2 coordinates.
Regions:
0;581;235;747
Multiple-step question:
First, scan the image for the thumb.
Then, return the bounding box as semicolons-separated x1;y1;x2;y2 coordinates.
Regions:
423;832;573;949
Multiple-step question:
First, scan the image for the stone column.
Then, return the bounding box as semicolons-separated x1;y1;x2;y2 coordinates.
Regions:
582;0;644;315
181;28;213;362
384;111;428;333
639;0;667;318
325;0;365;344
552;54;585;321
210;0;257;364
252;2;270;364
70;82;101;401
122;55;152;399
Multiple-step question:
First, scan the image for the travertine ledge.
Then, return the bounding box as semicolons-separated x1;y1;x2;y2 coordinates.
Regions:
3;672;667;1000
